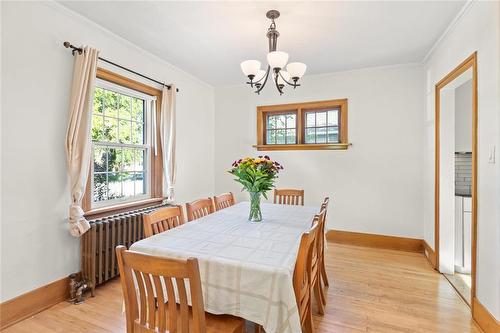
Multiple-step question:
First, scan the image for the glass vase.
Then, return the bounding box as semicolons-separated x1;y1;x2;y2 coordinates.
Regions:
248;191;263;222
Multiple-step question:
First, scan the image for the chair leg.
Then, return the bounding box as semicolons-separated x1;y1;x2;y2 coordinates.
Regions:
320;258;329;287
304;304;315;333
319;279;326;306
314;278;325;315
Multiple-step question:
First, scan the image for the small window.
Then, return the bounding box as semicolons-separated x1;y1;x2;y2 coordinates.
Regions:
255;99;348;151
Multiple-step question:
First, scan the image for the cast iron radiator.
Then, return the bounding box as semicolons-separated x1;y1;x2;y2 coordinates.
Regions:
81;203;168;295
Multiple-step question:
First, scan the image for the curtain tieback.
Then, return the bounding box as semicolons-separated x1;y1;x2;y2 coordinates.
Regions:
69;204;90;237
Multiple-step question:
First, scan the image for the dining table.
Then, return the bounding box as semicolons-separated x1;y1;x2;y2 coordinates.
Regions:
130;201;319;333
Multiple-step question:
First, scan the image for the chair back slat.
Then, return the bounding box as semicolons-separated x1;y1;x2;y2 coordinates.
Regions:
186;198;215;222
133;270;147;325
143;272;156;326
165;275;178;332
176;277;190;332
116;246;207;333
213;192;236;211
274;189;304;206
143;205;185;237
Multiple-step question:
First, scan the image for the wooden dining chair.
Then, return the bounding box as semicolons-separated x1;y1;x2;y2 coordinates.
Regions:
143;205;185;237
320;197;330;288
186;198;215;222
274;189;304;206
311;209;327;315
293;218;319;333
213;192;236;211
116;246;245;333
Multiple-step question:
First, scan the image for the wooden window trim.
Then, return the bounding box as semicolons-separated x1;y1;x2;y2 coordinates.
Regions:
255;99;349;151
82;68;164;217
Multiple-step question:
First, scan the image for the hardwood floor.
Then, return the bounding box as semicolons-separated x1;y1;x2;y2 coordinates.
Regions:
3;243;480;333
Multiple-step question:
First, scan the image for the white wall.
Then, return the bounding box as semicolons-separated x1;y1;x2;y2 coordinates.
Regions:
422;1;500;319
0;1;215;302
214;65;424;239
455;80;473;152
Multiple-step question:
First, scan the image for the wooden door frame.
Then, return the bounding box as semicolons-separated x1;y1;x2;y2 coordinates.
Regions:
434;52;478;311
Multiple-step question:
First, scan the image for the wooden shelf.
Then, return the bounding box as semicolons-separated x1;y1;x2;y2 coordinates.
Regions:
253;143;351;151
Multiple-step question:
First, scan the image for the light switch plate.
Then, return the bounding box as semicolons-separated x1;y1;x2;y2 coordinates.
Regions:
488;146;496;164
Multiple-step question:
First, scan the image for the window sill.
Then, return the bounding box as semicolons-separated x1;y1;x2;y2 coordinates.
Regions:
253;143;351;151
84;197;165;220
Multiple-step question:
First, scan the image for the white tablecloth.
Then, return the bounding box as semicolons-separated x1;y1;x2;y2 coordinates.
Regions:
130;202;318;333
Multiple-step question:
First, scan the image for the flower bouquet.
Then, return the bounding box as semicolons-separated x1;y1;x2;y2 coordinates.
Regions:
229;155;284;222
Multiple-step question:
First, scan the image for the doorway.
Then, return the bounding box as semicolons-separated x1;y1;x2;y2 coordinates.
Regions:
434;53;477;308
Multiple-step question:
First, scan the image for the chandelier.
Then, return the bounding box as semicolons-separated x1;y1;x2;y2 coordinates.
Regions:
240;10;307;95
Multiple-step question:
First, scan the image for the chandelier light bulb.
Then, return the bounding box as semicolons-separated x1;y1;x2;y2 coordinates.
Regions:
286;62;307;79
240;60;261;77
267;51;289;70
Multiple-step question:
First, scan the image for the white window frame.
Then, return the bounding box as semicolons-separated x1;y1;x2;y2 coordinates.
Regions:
90;79;157;209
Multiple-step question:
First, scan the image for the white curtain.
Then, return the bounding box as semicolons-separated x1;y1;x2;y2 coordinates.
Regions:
160;85;177;201
65;46;99;237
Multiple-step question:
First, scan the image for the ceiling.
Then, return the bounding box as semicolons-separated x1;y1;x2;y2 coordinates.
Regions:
59;1;466;86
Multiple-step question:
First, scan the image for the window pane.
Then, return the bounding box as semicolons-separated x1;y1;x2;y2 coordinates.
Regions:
316;112;327;126
119;119;132;144
121;172;135;197
108;173;123;200
131;121;144;144
93;173;107;202
316;127;327;143
276;129;286;144
121;148;135;172
93;146;106;172
286;115;296;128
306;113;315;127
276;115;286;129
327;127;339;143
91;115;104;141
119;95;132;120
107;148;122;172
93;87;104;115
134;149;145;171
267;116;276;129
328;110;339;126
286;129;296;144
132;98;144;122
103;90;118;118
104;117;118;142
305;128;316;143
267;130;276;144
135;172;146;195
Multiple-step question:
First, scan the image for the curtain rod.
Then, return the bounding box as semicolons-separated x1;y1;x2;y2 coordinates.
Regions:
63;42;179;92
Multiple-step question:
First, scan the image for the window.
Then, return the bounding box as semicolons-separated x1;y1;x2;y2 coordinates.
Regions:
266;113;297;144
304;109;339;144
255;99;349;150
83;68;163;214
91;85;150;205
